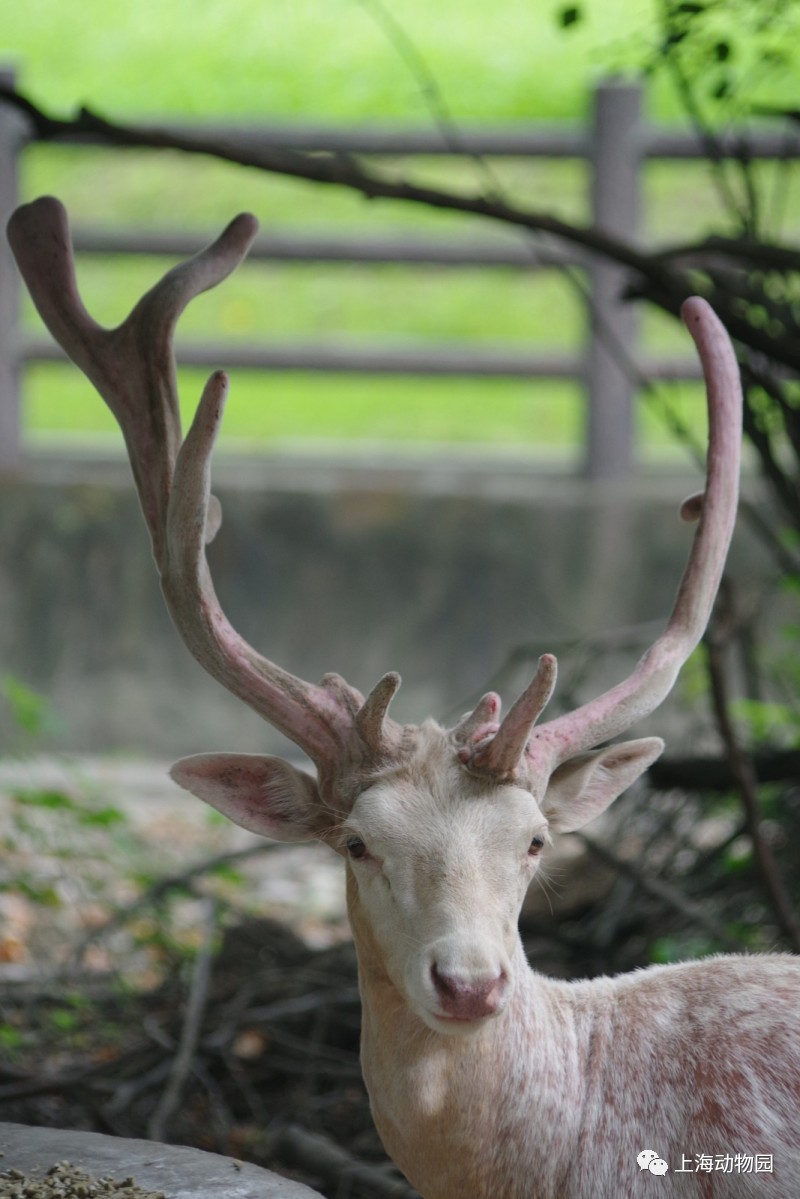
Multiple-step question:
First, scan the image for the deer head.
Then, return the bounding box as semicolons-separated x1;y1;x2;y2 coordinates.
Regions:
7;197;741;1032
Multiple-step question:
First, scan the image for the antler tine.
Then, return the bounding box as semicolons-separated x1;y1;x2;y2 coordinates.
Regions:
452;692;501;742
528;296;741;772
163;369;366;764
467;655;557;779
354;672;405;757
7;197;371;778
7;197;257;565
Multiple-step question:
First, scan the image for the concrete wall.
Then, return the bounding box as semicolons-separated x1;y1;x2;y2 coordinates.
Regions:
0;451;773;760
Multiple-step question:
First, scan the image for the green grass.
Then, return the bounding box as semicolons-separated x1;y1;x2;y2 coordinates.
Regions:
25;364;708;463
4;0;656;122
24;367;584;448
3;1;787;459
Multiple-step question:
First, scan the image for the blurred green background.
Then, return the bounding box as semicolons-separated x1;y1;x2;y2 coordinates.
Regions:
2;0;780;459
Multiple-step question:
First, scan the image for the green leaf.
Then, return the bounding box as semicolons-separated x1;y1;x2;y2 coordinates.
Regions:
664;30;689;48
731;698;800;745
209;865;246;886
16;881;63;907
650;934;718;964
0;1025;24;1052
49;1009;80;1033
1;675;50;736
557;5;581;29
12;788;78;812
722;841;753;873
78;806;126;828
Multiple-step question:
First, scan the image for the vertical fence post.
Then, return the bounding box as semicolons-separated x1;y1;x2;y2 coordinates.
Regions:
0;65;22;473
584;81;642;479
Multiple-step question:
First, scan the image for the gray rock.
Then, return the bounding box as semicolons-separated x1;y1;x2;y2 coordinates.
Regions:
0;1123;323;1198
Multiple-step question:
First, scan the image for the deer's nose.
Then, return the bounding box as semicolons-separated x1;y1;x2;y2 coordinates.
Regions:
431;963;508;1020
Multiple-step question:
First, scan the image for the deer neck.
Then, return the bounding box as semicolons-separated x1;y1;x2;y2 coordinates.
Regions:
345;871;589;1199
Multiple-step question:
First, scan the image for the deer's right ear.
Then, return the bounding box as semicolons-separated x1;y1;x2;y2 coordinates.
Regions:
170;753;322;842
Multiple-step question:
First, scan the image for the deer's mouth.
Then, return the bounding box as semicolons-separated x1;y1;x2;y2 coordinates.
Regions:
425;1007;504;1036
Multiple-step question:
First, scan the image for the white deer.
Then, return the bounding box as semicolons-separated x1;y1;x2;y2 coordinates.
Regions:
9;198;800;1199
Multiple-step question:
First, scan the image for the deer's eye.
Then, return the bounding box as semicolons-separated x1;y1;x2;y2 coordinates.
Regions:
346;837;368;860
528;836;545;857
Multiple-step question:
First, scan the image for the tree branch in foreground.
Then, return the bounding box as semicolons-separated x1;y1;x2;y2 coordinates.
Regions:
6;84;800;373
704;610;800;953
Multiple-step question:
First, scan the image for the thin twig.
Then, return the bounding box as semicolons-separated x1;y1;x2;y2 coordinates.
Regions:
704;616;800;952
241;985;361;1024
574;831;744;952
0;85;722;328
147;897;218;1141
65;841;279;973
6;80;800;556
650;748;800;792
276;1122;420;1198
353;0;502;203
655;0;747;226
0;1046;158;1102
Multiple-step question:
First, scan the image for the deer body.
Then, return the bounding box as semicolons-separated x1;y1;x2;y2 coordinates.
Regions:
9;198;800;1199
356;917;800;1198
344;726;800;1199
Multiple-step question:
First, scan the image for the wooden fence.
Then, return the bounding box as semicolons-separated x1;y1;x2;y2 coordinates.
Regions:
1;73;799;478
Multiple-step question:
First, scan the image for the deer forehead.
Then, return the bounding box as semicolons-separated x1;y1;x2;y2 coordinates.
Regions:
346;731;548;862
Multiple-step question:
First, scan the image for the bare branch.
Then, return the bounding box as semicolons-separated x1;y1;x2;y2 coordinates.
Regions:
275;1123;420;1198
0;84;686;308
704;612;800;953
65;842;281;975
7;81;800;378
575;831;745;952
650;748;800;792
147;898;218;1142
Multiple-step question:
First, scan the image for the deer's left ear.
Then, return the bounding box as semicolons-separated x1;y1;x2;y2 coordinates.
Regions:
170;753;323;842
541;737;664;834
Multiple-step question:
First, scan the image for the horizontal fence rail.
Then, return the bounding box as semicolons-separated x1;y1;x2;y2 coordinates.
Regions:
34;120;800;160
68;227;587;268
20;334;702;382
0;75;797;477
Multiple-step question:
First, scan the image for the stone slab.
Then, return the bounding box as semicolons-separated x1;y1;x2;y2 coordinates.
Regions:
0;1123;323;1198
